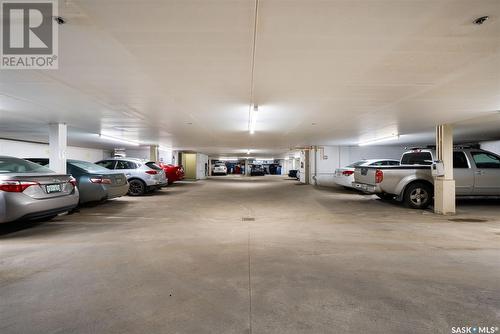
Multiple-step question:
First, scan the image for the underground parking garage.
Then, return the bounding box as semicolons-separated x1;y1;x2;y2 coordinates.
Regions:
1;1;500;333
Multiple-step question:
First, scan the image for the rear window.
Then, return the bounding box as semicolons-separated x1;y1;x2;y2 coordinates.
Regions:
145;162;162;170
401;152;433;165
70;160;112;173
0;157;53;174
347;160;368;168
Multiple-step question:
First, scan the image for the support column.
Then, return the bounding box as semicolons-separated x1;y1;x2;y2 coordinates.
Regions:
434;124;455;215
49;123;67;174
244;159;250;176
302;150;310;184
150;145;158;162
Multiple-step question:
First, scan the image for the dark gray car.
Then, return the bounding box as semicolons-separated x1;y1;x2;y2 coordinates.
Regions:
27;159;129;204
0;156;79;223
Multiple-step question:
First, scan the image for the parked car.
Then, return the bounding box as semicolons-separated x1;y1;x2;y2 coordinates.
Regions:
212;163;227;176
250;165;265;176
27;159;129;204
353;147;500;209
0;156;79;223
288;170;299;179
334;159;400;188
95;158;168;196
158;163;184;184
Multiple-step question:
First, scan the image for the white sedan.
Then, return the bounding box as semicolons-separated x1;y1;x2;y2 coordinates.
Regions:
212;163;228;176
334;159;400;188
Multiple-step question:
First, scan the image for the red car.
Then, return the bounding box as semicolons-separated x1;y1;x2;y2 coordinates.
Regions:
158;163;185;184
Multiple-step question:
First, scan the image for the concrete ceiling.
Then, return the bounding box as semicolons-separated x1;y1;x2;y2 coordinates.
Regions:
0;0;499;156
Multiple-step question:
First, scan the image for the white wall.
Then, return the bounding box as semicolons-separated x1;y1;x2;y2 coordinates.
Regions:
158;148;173;164
309;145;407;186
125;148;150;160
196;153;209;180
480;140;500;155
0;139;108;162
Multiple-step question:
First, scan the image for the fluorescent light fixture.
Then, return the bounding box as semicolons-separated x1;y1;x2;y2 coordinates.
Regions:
247;149;251;155
99;134;140;146
249;104;258;134
358;134;400;146
218;157;238;161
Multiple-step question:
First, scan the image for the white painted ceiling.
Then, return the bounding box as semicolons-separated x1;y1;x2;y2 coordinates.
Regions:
0;0;499;156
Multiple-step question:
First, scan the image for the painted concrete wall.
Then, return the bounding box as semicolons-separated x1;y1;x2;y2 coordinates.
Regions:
309;145;408;186
0;139;108;162
196;153;209;180
480;140;500;155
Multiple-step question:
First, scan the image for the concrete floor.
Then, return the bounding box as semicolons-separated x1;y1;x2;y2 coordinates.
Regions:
1;175;499;334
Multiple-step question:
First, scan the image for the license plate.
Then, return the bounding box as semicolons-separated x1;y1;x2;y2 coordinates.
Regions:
361;168;368;176
46;184;62;193
116;178;122;183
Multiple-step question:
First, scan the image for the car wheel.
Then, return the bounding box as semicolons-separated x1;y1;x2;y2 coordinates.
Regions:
403;182;433;209
376;193;395;200
128;179;146;196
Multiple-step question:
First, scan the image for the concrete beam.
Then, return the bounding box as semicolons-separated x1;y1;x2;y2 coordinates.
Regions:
434;124;455;215
49;123;67;174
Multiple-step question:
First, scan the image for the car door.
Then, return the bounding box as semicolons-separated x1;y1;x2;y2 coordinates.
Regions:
470;151;500;195
453;151;474;195
115;160;137;179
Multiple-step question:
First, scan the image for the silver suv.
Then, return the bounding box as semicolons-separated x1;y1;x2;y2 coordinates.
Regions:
95;158;168;196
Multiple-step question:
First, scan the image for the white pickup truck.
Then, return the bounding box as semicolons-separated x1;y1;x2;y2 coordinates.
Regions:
353;147;500;209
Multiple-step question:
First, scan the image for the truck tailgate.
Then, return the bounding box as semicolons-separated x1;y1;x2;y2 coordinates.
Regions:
354;167;377;186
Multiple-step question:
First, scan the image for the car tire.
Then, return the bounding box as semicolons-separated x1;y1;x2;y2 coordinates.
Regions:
403;182;433;209
128;179;146;196
376;193;395;200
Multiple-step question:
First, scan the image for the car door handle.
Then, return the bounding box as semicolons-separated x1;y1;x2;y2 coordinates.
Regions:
475;170;484;175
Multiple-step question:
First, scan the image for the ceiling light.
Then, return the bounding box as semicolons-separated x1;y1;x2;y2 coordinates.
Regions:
247;149;251;155
249;104;258;134
473;16;488;25
99;134;140;146
358;134;400;146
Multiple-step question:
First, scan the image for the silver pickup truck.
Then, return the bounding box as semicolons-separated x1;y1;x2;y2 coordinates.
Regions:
353;147;500;209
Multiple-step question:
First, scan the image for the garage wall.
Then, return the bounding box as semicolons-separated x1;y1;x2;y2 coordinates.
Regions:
480;140;500;155
0;139;108;161
125;148;150;160
309;145;407;186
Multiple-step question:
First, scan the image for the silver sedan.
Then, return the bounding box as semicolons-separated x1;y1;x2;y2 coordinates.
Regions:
0;156;79;223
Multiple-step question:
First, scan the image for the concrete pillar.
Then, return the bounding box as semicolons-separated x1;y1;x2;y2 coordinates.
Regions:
434;124;455;215
244;159;250;176
150;145;158;162
49;123;67;174
208;159;212;176
302;150;310;184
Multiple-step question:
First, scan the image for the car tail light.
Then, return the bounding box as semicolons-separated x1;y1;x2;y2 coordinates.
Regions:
90;177;112;184
0;180;38;192
342;170;354;176
375;169;384;183
69;176;78;187
145;170;158;175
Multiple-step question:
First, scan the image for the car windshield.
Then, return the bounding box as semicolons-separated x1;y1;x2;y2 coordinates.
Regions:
347;160;368;168
0;157;54;174
70;160;111;173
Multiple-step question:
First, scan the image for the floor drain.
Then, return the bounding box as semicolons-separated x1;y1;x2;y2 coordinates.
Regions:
242;217;255;221
448;218;488;223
